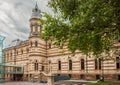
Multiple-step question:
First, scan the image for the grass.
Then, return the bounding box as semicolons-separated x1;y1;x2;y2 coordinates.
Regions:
86;82;120;85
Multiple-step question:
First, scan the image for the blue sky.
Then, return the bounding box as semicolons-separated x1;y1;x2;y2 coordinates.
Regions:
0;0;51;47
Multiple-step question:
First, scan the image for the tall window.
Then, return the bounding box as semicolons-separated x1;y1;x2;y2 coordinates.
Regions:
16;51;18;55
116;56;120;69
58;61;61;70
99;59;101;70
35;26;38;32
69;60;72;70
95;59;98;70
35;41;38;47
117;63;120;69
31;42;32;47
42;66;44;71
81;59;85;70
48;43;51;48
21;50;23;54
94;58;102;70
34;60;38;71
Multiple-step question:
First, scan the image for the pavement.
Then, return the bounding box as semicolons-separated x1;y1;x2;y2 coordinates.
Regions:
0;80;97;85
0;82;46;85
55;80;97;85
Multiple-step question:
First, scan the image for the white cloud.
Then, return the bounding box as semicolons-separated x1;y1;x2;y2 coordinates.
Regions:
0;0;51;47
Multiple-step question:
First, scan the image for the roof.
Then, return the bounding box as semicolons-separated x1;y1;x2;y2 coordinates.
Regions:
8;39;22;47
31;2;42;19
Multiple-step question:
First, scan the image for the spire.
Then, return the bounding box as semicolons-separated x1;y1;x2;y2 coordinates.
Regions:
35;1;38;10
30;2;42;19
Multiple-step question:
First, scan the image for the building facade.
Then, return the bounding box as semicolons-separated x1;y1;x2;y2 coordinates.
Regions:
4;3;120;82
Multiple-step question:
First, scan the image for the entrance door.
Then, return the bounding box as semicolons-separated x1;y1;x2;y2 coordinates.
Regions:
118;75;120;80
13;74;23;81
96;75;100;80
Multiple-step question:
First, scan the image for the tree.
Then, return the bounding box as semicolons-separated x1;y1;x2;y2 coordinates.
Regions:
41;0;120;56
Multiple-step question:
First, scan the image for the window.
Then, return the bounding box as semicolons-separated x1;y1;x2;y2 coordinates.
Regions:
80;74;84;79
116;57;119;60
96;75;100;80
69;60;72;70
35;26;38;32
69;74;71;78
58;74;60;76
95;58;102;70
48;43;51;48
31;42;32;47
118;75;120;80
30;74;32;77
116;56;120;69
58;61;61;70
117;63;120;69
16;51;18;55
10;53;12;56
35;41;38;47
42;66;44;71
95;59;98;70
81;59;84;70
21;50;23;54
34;60;38;71
99;59;101;70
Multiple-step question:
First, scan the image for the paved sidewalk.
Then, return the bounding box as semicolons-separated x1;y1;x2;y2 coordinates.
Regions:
0;80;97;85
0;82;46;85
55;80;98;85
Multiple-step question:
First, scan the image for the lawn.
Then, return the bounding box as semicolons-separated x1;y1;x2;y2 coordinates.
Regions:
86;82;120;85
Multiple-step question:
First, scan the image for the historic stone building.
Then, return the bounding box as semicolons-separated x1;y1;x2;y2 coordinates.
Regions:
4;3;120;82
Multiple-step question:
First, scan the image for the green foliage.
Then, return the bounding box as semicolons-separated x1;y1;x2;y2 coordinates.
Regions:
41;0;120;56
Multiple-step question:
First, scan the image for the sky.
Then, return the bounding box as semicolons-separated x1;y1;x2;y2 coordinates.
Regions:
0;0;51;47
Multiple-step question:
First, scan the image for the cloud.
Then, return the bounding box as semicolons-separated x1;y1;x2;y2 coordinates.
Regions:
0;0;51;47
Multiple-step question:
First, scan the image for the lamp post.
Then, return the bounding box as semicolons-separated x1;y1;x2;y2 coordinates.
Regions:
39;70;42;83
100;57;104;82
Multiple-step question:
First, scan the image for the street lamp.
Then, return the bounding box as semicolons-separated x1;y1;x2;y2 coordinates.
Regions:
100;57;104;82
39;70;42;83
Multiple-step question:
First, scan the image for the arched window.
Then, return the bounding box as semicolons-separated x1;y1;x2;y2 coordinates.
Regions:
94;58;102;70
21;50;23;54
42;65;44;71
95;59;98;70
69;60;72;70
81;59;84;70
58;61;61;70
35;26;38;32
34;60;38;71
99;59;101;70
116;56;120;69
35;41;38;47
49;43;51;48
16;51;18;55
31;42;32;47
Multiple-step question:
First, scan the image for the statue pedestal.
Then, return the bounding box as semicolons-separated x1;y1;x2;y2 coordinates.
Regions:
41;72;54;85
47;74;54;85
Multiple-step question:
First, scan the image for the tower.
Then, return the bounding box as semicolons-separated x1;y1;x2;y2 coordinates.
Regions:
29;2;42;37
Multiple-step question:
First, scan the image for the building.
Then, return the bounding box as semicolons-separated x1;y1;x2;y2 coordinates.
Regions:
4;3;120;82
